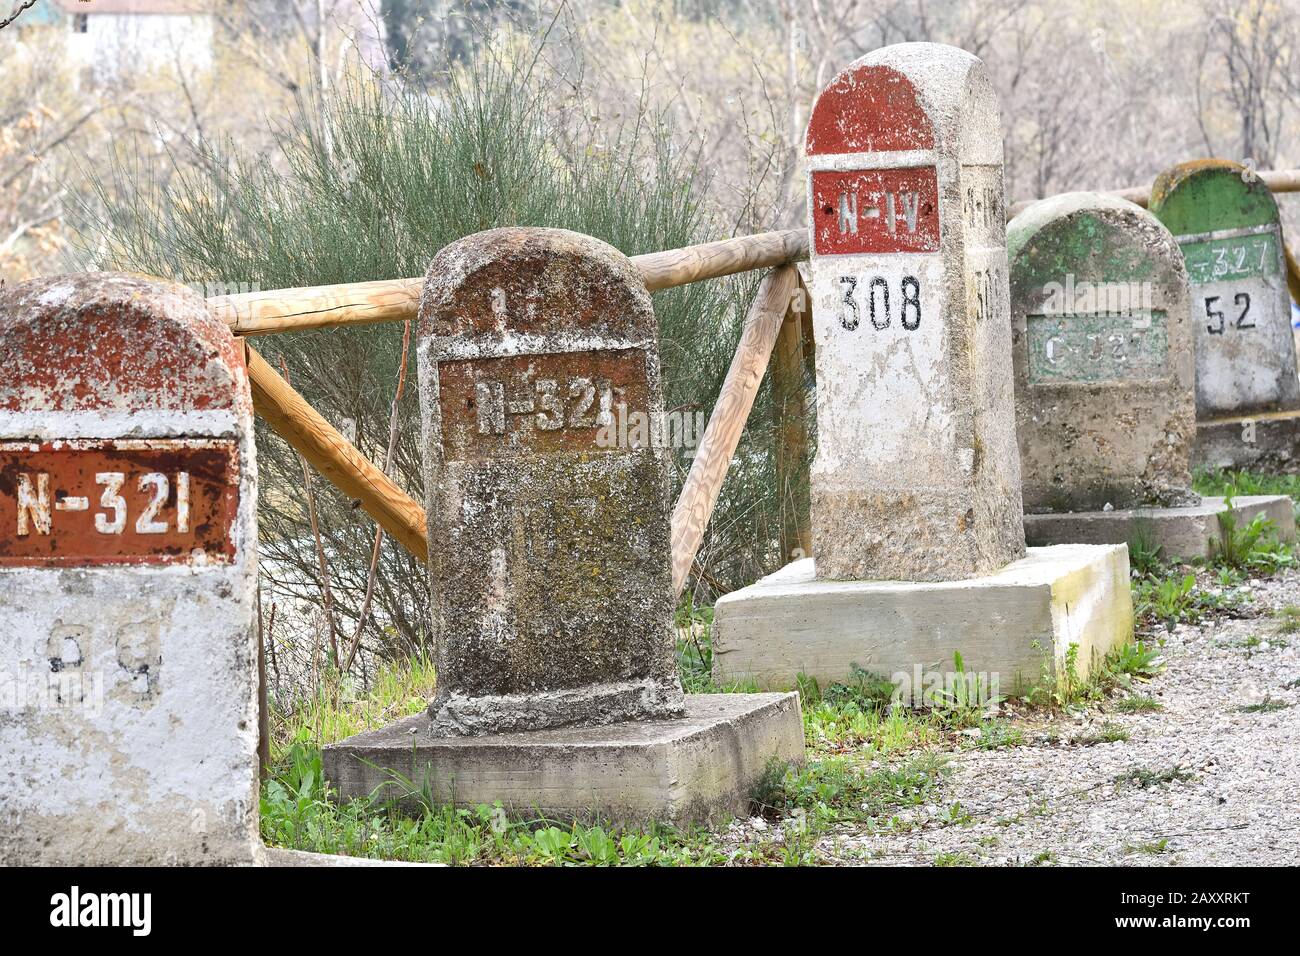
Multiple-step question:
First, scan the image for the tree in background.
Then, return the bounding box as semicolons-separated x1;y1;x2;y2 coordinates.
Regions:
0;0;38;32
1196;0;1299;168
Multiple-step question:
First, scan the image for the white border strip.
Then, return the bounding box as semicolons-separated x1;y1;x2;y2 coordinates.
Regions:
1174;222;1279;244
807;149;938;172
0;410;240;440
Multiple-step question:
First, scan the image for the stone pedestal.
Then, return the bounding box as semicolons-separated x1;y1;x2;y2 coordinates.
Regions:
712;547;1132;693
1193;410;1300;473
322;694;803;826
1023;495;1296;560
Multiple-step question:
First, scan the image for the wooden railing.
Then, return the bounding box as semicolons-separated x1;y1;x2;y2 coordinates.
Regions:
209;230;809;334
214;166;1300;598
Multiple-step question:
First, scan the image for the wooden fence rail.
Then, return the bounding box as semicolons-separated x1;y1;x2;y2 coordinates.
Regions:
1006;167;1300;217
209;229;810;336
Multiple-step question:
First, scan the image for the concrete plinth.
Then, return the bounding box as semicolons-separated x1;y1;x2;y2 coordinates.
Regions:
1024;495;1296;560
712;545;1132;693
321;693;803;826
1192;410;1300;473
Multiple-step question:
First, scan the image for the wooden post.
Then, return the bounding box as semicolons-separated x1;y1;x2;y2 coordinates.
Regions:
244;343;429;563
670;265;800;596
771;269;813;564
1285;239;1300;308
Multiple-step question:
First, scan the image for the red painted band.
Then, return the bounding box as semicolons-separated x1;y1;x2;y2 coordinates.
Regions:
811;167;940;255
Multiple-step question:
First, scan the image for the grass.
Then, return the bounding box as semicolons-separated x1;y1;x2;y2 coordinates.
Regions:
1073;723;1130;746
965;719;1027;750
1193;468;1300;508
1236;696;1289;714
261;738;728;865
1196;469;1300;573
934;851;978;867
260;738;952;865
1216;634;1288;655
1126;522;1166;576
1212;506;1296;574
268;655;438;758
1123;839;1169;855
1132;571;1246;629
261;644;959;864
258;486;1300;865
795;664;951;752
1114;695;1163;713
750;754;949;829
1125;469;1300;637
1023;634;1167;711
1114;766;1195;789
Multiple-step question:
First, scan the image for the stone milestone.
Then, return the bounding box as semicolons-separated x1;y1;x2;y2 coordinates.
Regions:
0;273;260;865
804;41;1024;582
1008;192;1200;513
417;227;685;736
1149;159;1300;418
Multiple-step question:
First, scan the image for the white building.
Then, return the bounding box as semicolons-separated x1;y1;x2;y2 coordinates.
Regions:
55;0;213;82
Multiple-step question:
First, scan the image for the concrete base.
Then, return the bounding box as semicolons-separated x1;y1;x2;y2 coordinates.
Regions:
321;693;803;827
1024;495;1296;560
713;545;1132;693
1192;409;1300;472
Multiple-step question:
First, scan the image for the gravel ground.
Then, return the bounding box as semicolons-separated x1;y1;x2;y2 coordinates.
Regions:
740;566;1300;866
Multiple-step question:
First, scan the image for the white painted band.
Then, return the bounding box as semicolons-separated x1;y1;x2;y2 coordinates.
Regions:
423;333;653;361
0;410;241;440
1174;222;1279;245
807;149;939;172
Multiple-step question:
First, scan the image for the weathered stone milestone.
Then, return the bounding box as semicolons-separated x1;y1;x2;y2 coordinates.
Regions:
805;41;1024;581
1150;160;1300;417
325;227;803;825
417;227;685;736
1008;192;1199;512
0;273;260;865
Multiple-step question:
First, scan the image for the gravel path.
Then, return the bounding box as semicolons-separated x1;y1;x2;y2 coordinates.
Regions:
811;567;1300;866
